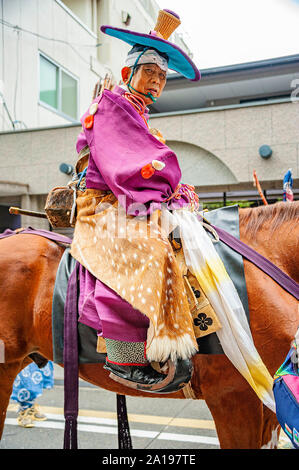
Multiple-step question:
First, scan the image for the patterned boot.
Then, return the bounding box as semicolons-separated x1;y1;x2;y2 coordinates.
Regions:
103;339;166;385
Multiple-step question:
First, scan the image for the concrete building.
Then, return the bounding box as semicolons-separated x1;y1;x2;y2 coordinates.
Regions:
0;0;191;132
150;54;299;204
1;0;103;131
0;0;193;231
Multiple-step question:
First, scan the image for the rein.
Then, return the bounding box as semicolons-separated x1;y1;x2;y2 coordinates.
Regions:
209;222;299;301
0;227;72;244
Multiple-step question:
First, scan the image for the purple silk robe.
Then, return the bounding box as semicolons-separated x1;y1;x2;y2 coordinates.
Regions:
75;85;188;342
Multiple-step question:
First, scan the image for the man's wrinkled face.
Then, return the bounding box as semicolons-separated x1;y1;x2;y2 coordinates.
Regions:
122;64;167;105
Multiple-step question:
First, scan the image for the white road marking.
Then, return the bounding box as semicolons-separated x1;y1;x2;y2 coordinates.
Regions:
48;412;119;426
4;415;220;446
157;432;220;446
5;418;157;439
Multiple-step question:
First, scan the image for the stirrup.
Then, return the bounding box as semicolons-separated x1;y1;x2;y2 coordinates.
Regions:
108;358;193;394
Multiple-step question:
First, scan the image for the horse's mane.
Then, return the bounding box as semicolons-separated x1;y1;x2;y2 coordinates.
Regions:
240;200;299;236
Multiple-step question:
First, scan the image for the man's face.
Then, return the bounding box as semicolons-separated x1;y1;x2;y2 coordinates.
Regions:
122;64;167;105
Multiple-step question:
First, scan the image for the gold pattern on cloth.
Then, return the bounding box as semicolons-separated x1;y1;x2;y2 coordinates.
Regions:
184;272;222;338
70;189;199;363
174;248;222;339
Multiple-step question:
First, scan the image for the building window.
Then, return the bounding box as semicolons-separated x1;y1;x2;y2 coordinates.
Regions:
39;54;59;109
39;53;78;120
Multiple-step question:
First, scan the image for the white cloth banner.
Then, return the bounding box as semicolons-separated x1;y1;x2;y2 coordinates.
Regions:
173;209;276;412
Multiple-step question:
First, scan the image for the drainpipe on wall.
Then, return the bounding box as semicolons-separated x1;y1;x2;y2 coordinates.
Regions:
92;0;97;33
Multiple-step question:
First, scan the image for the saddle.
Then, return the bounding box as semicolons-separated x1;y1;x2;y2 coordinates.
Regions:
52;247;222;395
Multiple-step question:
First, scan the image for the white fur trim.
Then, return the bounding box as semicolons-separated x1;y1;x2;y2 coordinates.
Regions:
146;332;197;362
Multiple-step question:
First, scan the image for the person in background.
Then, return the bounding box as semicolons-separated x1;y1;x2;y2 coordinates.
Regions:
11;361;54;428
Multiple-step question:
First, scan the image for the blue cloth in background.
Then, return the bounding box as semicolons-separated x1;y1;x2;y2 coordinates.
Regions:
11;361;54;410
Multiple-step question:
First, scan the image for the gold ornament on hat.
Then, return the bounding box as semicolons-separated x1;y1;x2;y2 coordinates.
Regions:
152;9;181;40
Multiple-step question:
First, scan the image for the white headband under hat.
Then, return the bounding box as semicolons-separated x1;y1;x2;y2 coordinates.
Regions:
125;48;168;73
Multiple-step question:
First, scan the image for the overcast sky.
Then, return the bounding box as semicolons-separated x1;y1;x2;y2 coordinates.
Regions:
157;0;299;69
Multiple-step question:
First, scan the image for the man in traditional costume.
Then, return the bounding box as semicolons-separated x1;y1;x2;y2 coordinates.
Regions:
70;9;276;409
70;9;203;391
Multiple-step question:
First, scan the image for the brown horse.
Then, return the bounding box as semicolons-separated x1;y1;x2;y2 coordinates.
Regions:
0;201;298;449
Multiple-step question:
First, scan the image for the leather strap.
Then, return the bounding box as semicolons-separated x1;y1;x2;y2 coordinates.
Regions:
0;227;72;245
211;224;299;301
63;262;79;449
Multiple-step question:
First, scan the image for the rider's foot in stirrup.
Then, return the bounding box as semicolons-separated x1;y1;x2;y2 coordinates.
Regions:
104;360;166;385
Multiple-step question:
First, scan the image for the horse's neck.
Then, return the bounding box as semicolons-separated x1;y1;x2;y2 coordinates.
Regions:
239;208;299;283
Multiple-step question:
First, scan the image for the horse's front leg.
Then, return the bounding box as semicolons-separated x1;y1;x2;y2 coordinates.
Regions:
0;359;30;439
197;354;275;449
260;404;281;449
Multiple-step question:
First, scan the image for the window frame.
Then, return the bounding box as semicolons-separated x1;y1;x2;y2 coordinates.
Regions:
38;51;79;122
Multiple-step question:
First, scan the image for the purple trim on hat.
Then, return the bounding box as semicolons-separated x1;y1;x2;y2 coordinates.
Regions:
163;9;180;19
100;25;200;81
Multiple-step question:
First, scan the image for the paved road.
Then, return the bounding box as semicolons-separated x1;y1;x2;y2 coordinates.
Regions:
0;365;293;451
1;365;220;450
